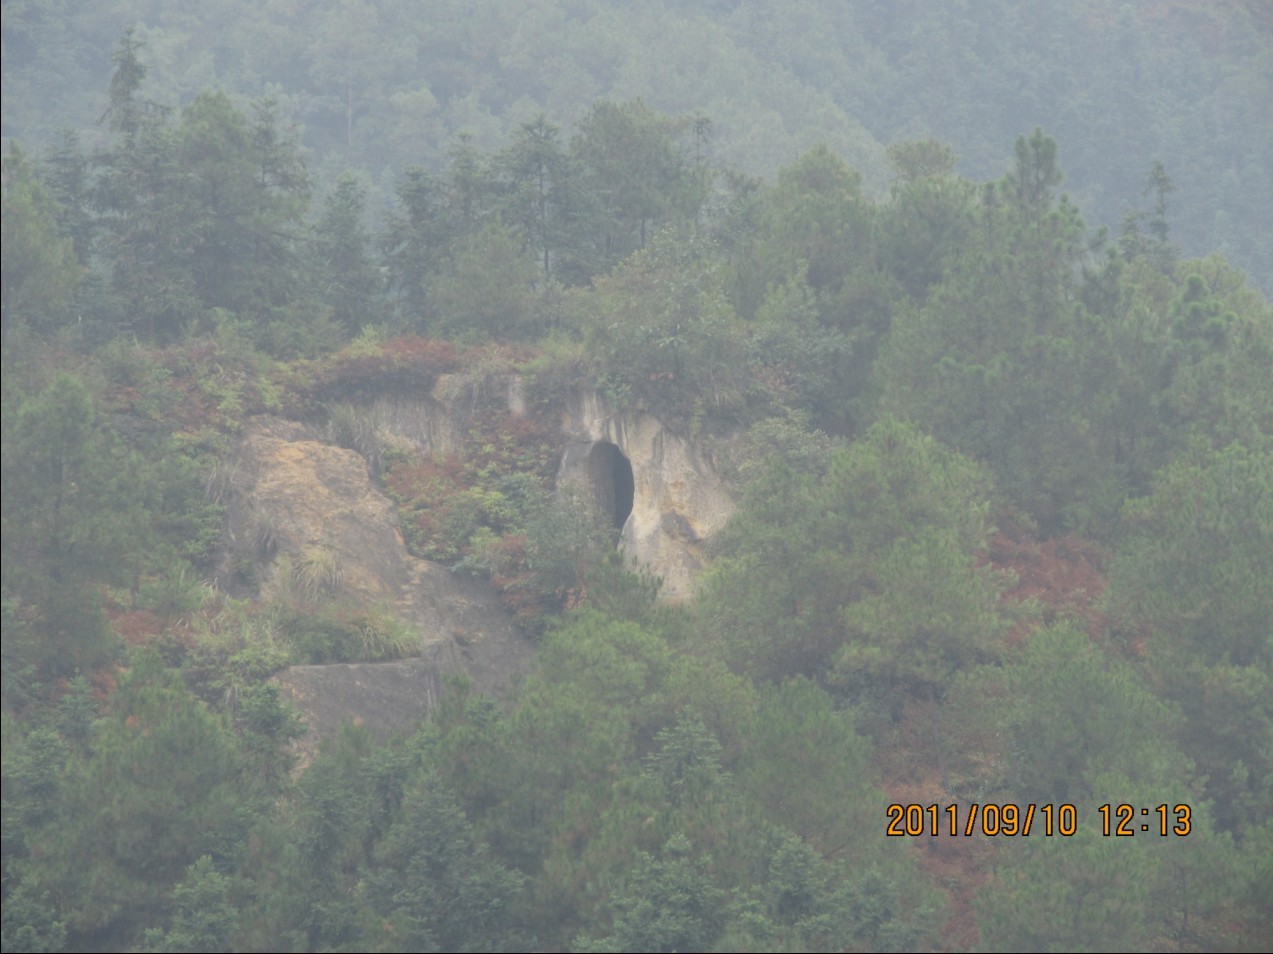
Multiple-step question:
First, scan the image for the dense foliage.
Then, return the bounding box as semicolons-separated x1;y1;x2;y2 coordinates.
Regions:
3;13;1271;953
4;1;1269;292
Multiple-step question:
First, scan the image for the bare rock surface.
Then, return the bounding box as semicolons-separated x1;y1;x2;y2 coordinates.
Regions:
557;391;735;601
226;416;534;744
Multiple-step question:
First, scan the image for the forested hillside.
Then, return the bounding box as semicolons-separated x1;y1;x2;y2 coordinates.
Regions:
3;0;1271;289
4;6;1272;953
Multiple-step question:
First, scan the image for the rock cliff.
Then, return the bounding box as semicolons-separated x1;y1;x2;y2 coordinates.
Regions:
556;391;735;600
321;376;735;599
224;416;534;741
220;379;733;740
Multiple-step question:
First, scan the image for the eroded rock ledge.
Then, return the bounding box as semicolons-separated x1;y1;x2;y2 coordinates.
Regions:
221;381;734;742
556;390;735;601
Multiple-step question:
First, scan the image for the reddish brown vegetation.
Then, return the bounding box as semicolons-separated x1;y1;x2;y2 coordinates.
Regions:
107;608;167;646
923;827;996;951
99;339;281;436
383;387;565;628
316;336;458;394
884;764;995;952
985;514;1109;644
483;533;557;627
283;337;460;414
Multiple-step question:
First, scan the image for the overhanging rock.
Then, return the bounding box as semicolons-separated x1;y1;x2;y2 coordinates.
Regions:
557;391;734;601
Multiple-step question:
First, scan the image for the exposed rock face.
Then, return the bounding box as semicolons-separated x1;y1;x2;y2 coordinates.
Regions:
328;377;735;601
232;417;412;603
220;380;733;741
225;416;534;741
273;624;520;763
361;373;526;456
557;392;735;601
365;393;459;457
271;654;445;764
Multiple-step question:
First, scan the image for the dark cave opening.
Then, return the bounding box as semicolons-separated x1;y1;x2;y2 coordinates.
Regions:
588;441;634;532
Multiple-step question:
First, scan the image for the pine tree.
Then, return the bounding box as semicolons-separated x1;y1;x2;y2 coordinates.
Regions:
497;115;593;283
1;146;81;340
313;172;384;335
1;375;147;675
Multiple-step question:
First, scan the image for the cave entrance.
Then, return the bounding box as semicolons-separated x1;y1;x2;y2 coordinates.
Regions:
587;441;634;533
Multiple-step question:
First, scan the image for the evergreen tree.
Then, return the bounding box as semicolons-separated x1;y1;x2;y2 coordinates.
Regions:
726;144;886;430
141;856;240;953
93;36;311;343
875;130;1114;530
103;27;149;138
877;156;975;303
179;91;311;328
1106;442;1273;835
1;145;81;340
702;417;1002;693
581;833;727;953
382;166;445;327
582;229;750;426
430;219;540;340
360;769;525;952
41;131;97;267
497;114;594;283
1;375;147;675
313;172;384;336
12;653;256;949
93;94;198;341
572;99;707;270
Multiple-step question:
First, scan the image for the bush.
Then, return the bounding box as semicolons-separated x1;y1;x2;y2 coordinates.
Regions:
283;334;458;415
279;604;417;663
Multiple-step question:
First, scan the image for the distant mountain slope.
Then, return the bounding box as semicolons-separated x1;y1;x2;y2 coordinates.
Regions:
3;0;1268;286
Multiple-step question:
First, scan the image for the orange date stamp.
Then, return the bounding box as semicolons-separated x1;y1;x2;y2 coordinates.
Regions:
886;802;1076;836
886;802;1194;837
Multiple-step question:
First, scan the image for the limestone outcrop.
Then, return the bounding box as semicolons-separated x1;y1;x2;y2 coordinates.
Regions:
556;391;735;601
323;376;736;601
219;379;734;740
224;416;534;740
230;417;412;604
